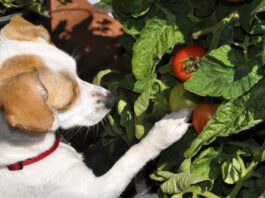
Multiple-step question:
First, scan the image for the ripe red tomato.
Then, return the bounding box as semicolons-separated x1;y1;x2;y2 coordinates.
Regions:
172;45;206;82
192;103;218;134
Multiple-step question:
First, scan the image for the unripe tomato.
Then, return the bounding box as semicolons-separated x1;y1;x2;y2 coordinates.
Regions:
172;45;206;82
192;103;219;133
169;83;200;112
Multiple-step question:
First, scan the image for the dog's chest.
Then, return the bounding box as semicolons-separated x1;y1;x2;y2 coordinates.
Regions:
0;168;57;197
0;143;89;197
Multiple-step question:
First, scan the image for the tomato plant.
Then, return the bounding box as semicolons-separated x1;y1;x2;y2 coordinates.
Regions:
226;0;247;3
169;83;200;112
172;45;206;82
192;103;218;133
94;0;265;197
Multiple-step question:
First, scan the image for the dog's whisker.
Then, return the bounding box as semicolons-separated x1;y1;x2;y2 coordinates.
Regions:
71;45;81;57
68;126;83;141
71;45;85;63
74;51;84;62
82;128;90;146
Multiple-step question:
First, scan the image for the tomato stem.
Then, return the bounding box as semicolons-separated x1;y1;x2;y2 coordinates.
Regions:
192;11;239;40
226;161;258;198
184;57;199;72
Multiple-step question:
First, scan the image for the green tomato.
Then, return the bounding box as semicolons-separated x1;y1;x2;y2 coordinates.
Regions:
169;83;200;112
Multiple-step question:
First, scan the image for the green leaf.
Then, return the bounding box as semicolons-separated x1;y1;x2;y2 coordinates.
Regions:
260;145;265;162
259;192;265;198
115;0;154;18
134;88;152;139
156;130;197;172
134;73;157;93
160;0;189;17
178;158;191;174
117;94;134;144
132;18;185;81
171;194;183;198
93;69;113;85
262;38;265;65
107;115;124;136
242;173;265;197
221;156;242;184
185;78;265;158
239;0;265;35
191;147;221;179
160;173;212;194
119;73;157;93
112;0;145;37
184;45;264;99
193;0;216;18
150;171;176;182
134;88;151;117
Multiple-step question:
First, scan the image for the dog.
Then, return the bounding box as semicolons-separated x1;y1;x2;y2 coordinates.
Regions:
0;16;191;198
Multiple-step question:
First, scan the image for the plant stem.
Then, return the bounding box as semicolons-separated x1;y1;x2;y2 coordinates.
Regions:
242;36;249;61
157;3;176;24
227;161;258;198
192;11;239;40
200;190;221;198
209;27;222;51
187;187;221;198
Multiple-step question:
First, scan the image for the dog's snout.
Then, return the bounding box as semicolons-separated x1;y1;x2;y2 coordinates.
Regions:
105;92;116;109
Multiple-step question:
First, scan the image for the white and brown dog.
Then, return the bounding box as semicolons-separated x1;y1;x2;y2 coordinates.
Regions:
0;16;191;198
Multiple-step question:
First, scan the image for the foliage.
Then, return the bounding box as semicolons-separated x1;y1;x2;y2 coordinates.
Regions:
95;0;265;197
0;0;71;16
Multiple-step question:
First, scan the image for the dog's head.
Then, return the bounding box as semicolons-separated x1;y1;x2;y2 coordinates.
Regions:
0;16;115;134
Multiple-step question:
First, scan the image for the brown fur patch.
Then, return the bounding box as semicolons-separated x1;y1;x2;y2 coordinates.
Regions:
0;72;55;134
0;55;45;81
0;55;80;133
2;16;50;42
38;69;79;111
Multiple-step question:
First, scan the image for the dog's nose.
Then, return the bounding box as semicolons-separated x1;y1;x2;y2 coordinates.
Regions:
105;92;116;109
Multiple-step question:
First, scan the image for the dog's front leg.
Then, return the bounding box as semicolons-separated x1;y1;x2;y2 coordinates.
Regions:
95;108;192;198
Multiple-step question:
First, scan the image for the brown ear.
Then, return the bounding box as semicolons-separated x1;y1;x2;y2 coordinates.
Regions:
0;72;56;134
2;16;50;42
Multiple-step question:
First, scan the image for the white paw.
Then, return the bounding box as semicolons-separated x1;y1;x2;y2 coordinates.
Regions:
145;108;192;150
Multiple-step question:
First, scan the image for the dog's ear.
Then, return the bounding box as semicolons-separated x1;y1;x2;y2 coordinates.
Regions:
1;15;50;42
0;56;57;134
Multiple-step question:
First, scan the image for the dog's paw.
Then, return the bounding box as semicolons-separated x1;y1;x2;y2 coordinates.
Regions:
145;108;192;150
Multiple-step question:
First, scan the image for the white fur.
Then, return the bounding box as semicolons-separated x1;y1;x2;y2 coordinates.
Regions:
0;30;192;198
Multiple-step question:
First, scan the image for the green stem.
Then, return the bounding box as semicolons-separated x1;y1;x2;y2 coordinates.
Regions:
157;3;176;24
242;36;249;61
187;187;221;198
192;192;198;198
262;37;265;64
209;27;222;51
192;11;239;40
227;161;258;198
200;190;221;198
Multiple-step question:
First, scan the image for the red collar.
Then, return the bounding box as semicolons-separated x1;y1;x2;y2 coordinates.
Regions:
7;136;60;171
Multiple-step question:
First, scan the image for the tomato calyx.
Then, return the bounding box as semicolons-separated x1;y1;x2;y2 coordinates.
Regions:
172;45;207;82
183;56;200;73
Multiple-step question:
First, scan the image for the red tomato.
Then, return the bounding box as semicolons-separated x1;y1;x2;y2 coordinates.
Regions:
172;45;206;82
192;103;218;133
